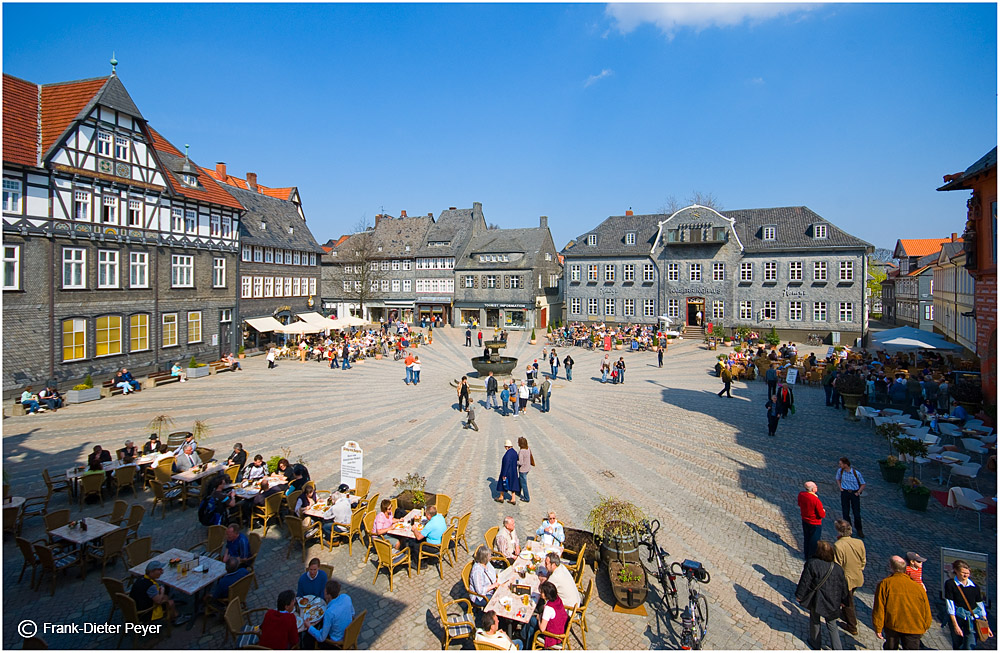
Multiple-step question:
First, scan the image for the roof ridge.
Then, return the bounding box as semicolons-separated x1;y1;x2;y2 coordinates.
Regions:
3;72;38;86
40;75;111;88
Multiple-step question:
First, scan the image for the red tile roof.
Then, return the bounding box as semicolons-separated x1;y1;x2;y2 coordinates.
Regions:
200;167;296;201
39;76;108;155
147;126;184;157
148;128;243;210
3;74;40;166
897;238;960;257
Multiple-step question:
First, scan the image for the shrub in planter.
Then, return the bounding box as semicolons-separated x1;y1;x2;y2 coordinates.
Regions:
878;454;907;484
764;327;780;347
530;328;537;344
876;423;906;455
901;477;931;511
393;472;428;508
711;325;726;339
586;496;647;567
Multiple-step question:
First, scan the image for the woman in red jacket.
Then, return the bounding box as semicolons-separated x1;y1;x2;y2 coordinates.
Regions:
258;590;300;649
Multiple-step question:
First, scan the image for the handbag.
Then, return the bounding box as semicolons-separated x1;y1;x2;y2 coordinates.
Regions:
955;580;991;640
529;452;536;467
801;562;835;610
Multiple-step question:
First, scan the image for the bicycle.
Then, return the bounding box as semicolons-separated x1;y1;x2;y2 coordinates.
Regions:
670;559;710;650
393;349;405;361
638;519;680;619
807;333;823;346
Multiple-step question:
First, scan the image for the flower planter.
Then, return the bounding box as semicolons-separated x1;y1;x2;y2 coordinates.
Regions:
598;521;641;568
902;488;931;511
529;340;537;345
608;561;648;610
878;460;906;484
841;393;863;421
394;489;438;513
66;387;101;404
187;366;210;379
238;354;246;359
375;354;383;360
614;344;623;350
563;527;599;569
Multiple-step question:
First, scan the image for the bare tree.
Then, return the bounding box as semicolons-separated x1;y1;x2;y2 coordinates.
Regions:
658;195;682;215
871;247;896;263
487;223;501;230
687;191;722;210
331;231;387;318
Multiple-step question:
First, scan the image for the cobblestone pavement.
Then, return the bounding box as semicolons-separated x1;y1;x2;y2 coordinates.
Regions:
3;327;995;650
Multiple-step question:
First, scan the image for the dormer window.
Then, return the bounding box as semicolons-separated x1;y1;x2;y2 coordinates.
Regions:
814;224;828;239
587;234;597;246
762;225;776;241
625;232;636;245
288;226;294;235
260;220;267;230
405;245;411;252
377;246;383;252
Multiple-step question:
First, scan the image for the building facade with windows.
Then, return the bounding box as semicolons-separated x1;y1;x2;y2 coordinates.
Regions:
2;71;241;393
411;203;486;325
204;165;324;348
453;216;563;330
932;242;976;354
890;238;956;331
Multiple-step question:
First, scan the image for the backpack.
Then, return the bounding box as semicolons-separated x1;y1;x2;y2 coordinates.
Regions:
198;495;220;526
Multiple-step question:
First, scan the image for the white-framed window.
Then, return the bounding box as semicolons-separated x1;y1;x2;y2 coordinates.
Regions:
242;245;252;262
294;278;302;296
763;261;777;281
161;313;178;348
253;247;263;263
402;279;411;292
222;216;232;238
285;277;292;296
127;199;141;226
762;301;777;320
392;279;401;292
587;265;598;281
762;225;776;240
571;297;581;314
814;261;827;281
369;279;378;293
97;250;119;288
210;214;220;237
587;298;599;315
171;255;194;287
380;260;389;271
185;209;197;233
253;276;263;298
187;311;202;343
342;280;351;292
294;251;302;266
625;232;636;245
273;277;284;297
643;264;655;282
309;253;317;266
643;299;655;317
3;245;20;290
511;275;522;289
464;275;474;288
623;299;635;316
814;224;828;239
667;263;679;281
264;248;274;263
789;261;802;281
62;318;87;361
587;234;597;246
570;265;581;282
740;262;753;281
74;191;91;221
3;179;23;213
814;301;827;321
114;135;129;161
212;258;226;288
605;298;615;315
168;208;181;232
924;304;933;321
485;275;498;289
381;279;389;292
264;276;274;297
667;299;679;318
789;301;802;321
402;260;412;271
623;264;635;282
97;131;112;156
95;315;122;357
129;314;148;352
241;276;252;298
713;262;725;281
739;301;752;320
392;260;400;271
712;300;724;320
839;302;853;322
284;250;292;264
62;247;86;289
100;196;118;224
839;260;854;281
689;263;701;282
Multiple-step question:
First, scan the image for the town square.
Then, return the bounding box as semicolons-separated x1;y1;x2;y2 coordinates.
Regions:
2;2;997;651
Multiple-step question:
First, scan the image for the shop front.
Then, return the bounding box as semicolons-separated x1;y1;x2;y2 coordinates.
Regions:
416;296;452;326
384;300;415;325
457;302;535;330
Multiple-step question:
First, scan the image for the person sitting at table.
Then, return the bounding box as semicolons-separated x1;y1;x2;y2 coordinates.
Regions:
535;512;565;548
244;455;267;483
211;557;250;601
541;552;580;608
469;545;500;607
275;458;294;483
372;499;403;549
303;580;355;648
241;478;280;522
20;386;42;414
203;476;237;526
286;465;310;495
117;440;138;463
297;558;328;598
38;385;63;412
143;433;162;455
222;522;251;565
225;442;247;470
476;610;522;650
174;445;202;473
327;486;354;538
172;433;198;456
409;504;447;558
87;445;112;472
522;581;567;648
951;400;969;424
130;560;185;625
494;516;521;564
259;589;300;650
295;483;322;527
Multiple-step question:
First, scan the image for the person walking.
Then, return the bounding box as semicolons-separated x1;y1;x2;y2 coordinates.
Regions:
766;394;781;436
496;440;520;504
563;354;574;382
465;406;479;431
600;355;611;383
777;382;794;417
517;437;533;503
872;556;933;650
658;347;664;368
412;356;421;384
616;357;626;384
267;347;276;370
539;377;551;413
718;366;733;398
485;372;499;411
466;327;472;347
835;458;865;539
341;343;351;370
404;351;415;385
766;363;779;398
795;540;849;650
510;380;520;416
500;383;510;417
833;520;866;637
458;376;470;411
549;351;559;379
478;329;483;347
798;481;825;560
945;559;993;650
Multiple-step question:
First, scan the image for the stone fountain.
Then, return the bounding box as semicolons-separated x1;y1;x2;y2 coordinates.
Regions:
471;339;518;378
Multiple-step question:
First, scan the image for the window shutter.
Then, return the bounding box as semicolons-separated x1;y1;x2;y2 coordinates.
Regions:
504;275;510;289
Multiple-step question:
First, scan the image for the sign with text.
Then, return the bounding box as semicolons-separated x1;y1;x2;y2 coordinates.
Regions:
785;368;798;385
340;441;363;490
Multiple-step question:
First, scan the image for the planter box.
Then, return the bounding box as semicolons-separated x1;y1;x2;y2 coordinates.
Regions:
879;461;906;484
608;561;648;609
395;489;438;513
563;527;599;569
66;387;101;404
187;366;210;379
903;489;931;511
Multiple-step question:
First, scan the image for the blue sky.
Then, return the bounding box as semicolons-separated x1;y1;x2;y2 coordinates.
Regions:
4;3;996;251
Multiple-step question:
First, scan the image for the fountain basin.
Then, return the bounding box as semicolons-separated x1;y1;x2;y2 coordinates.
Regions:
471;356;519;378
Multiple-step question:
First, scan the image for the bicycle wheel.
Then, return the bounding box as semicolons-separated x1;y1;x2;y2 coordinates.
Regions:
663;573;680;620
692;594;709;649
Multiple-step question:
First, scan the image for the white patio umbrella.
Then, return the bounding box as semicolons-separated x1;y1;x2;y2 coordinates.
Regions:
274;321;323;335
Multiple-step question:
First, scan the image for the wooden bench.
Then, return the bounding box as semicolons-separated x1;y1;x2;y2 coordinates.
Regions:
145;372;181;389
101;379;125;398
208;360;235;375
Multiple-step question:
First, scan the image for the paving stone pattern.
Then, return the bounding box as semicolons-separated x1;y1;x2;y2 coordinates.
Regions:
2;328;995;649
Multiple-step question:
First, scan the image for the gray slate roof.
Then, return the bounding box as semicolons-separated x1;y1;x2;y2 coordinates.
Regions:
92;75;144;121
938;147;997;191
457;227;553;271
562;213;663;258
227;184;324;252
415;204;485;256
725;206;872;252
370;215;434;257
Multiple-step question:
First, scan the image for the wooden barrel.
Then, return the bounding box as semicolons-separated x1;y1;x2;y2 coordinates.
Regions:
609;561;648;609
599;522;640;567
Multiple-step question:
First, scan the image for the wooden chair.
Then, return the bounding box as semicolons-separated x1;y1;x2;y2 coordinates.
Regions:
223;599;268;647
568;580;593;648
114;592;171;647
435;493;452;519
42;468;71;504
363;492;380;515
123;536;163;571
475;640;511;651
372;537;410;591
243;532;263;589
102;576;128;621
285;516;324;562
149;480;183;519
43;509;70;545
320;562;335;579
450;511;472;559
353;477;371;500
284;490;303;522
79;473;106;510
203;571;254;633
196;447;215;463
435;589;476;649
252;491;284;536
531;605;578;650
144;456;176;489
33;542;81;595
461;560;490;606
15;536;40;586
191;524;227;558
225;465;240;484
484;526;510;567
418;524;456;579
123;504;146;542
563;543;586;585
4;505;22;538
324;609;366;649
96;499;129;526
85;527;128;577
112;465;139;499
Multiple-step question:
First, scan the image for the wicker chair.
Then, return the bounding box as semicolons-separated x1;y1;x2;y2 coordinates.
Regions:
20;490;52;529
112;465;139;499
123;504;146;542
33;542;81;595
484;526;510;567
372;537;410;591
15;536;40;586
223;599;268;648
114;592;171;647
567;580;593;648
43;509;70;545
225;464;241;484
461;560;490;606
353;477;371;501
202;571;254;633
251;491;284;536
42;468;72;504
531;605;578;650
435;493;452;519
435;589;476;649
79;473;106;510
285;516;324;562
362;511;380;563
96;499;129;526
149;480;183;519
85;527;128;577
417;524;456;579
123;536;163;571
324;609;366;649
450;511;472;560
102;576;129;621
191;524;227;558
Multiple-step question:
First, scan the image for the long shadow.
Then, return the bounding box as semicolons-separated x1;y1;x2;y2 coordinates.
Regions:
746;521;801;558
734;583;804;640
752;562;799;599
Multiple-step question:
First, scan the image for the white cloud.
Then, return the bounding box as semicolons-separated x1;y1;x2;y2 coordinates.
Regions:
749;76;765;85
584;69;615;88
606;3;814;38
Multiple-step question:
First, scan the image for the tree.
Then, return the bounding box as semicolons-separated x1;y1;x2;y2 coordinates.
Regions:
332;230;387;318
871;247;896;263
867;254;890;319
658;195;682;215
687;191;722;210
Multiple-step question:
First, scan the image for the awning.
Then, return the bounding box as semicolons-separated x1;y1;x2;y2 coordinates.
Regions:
244;316;286;333
296;312;338;329
274;321;324;335
871;326;965;352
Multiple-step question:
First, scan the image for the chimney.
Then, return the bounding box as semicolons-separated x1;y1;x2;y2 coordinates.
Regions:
449;207;457;211
375;214;383;227
215;162;227;180
427;213;433;218
539;216;548;229
951;232;958;242
473;201;483;212
400;210;407;218
246;172;258;192
625;209;634;216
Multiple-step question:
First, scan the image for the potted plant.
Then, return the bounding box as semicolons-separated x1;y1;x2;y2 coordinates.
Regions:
614;338;623;350
148;414;176;441
193;419;212;442
586;496;648;609
238;345;246;359
529;328;537;345
878;454;907;484
951;381;984;416
764;327;780;348
66;374;101;404
392;473;436;511
651;336;659;353
895;436;929;480
901;476;932;511
836;373;866;420
608;559;647;609
187;355;210;379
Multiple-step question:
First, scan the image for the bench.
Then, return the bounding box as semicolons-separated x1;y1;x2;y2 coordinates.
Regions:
145;372;181;389
208;360;236;375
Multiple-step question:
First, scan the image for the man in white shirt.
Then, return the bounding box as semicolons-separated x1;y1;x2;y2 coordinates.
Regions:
475;610;521;650
173;434;198;457
535;512;565;548
542;552;580;608
329;490;353;535
494;516;521;563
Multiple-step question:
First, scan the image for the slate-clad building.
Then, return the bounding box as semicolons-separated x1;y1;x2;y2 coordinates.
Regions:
204;165;324;348
2;70;241;393
412;203;487;324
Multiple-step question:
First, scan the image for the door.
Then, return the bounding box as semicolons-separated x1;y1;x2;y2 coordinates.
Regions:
687;298;705;326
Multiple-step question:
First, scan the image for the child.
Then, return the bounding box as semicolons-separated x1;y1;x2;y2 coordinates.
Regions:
465;406;479;431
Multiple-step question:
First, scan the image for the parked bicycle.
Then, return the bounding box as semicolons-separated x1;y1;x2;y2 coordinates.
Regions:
638;519;680;619
670;559;710;650
807;333;823;345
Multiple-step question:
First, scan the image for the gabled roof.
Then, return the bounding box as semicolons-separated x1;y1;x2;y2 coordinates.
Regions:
148;128;242;210
457;227;554;271
3;74;39;166
937;241;965;265
39;76;109;157
562;213;663;258
894;237;959;259
907;264;933;277
726;206;871;252
938;147;997;191
226;184;323;252
415;204;485;256
201;167;297;201
369;215;434;257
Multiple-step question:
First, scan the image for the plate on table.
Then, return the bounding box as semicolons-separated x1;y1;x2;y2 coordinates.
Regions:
498;597;513;611
297;597;310;609
519;551;532;560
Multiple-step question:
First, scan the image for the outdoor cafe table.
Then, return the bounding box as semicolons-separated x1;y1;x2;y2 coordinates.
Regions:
49;517;119;578
385;509;425;539
4;496;25;510
65;455;156;495
927;453;964;485
172;462;227;507
485;546;549;625
128;547;227;627
293;594;326;633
